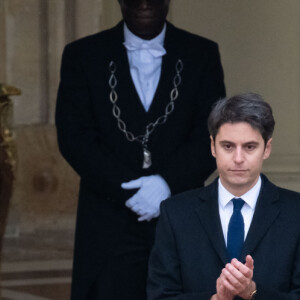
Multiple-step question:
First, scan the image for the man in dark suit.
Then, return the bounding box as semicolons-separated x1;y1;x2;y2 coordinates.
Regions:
148;93;300;300
56;0;225;299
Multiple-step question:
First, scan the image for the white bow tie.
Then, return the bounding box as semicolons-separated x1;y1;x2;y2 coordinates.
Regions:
123;41;166;58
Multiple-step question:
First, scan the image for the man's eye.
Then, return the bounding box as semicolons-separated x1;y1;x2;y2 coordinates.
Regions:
223;144;232;150
246;145;255;150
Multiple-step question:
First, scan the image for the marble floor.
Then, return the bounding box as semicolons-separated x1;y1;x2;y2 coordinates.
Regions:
1;230;74;300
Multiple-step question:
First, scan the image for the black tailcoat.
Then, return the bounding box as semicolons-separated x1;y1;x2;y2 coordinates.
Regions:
56;21;225;299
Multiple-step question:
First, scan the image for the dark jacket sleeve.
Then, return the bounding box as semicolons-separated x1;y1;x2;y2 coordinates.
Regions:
255;238;300;300
255;284;300;300
147;202;215;300
55;43;140;201
159;43;225;194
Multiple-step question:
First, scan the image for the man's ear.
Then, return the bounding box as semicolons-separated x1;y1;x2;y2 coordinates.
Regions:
210;136;216;158
263;138;272;160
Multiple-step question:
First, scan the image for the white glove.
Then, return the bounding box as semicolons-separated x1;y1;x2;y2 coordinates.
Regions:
121;175;171;222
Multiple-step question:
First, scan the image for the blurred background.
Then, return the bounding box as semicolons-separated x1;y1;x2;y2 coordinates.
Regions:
0;0;299;299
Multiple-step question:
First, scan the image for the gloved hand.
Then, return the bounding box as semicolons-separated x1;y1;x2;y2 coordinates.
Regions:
121;175;171;222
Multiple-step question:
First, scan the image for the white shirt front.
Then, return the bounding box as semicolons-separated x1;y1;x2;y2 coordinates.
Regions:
123;23;166;112
218;176;261;245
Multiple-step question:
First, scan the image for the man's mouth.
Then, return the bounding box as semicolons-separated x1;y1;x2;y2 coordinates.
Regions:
135;13;154;19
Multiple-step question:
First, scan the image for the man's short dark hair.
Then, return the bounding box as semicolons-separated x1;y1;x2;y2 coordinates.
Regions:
208;93;275;144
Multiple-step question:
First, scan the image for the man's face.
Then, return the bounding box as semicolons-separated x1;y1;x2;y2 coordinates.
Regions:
211;122;272;196
118;0;170;40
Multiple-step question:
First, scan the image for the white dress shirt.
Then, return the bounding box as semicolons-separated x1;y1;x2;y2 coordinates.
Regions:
218;176;262;245
123;23;166;112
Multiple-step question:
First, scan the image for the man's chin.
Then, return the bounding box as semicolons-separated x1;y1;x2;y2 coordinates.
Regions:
224;174;250;187
130;22;164;39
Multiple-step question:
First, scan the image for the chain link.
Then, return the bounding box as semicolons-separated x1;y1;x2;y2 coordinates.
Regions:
108;59;183;149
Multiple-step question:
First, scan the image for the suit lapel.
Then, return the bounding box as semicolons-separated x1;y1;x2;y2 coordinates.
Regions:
195;175;281;264
240;175;280;260
195;179;229;265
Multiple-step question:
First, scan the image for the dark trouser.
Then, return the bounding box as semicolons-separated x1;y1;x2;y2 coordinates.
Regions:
85;210;157;300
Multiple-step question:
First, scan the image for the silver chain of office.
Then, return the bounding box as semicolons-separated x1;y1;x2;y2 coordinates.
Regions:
108;59;183;168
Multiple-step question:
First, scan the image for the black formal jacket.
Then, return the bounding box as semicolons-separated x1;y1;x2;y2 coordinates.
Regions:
148;175;300;299
56;21;225;299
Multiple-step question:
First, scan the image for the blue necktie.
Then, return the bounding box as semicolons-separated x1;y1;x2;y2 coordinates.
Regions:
227;198;245;260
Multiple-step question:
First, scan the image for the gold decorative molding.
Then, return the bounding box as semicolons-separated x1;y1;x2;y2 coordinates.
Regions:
0;84;21;98
0;83;20;172
0;83;20;293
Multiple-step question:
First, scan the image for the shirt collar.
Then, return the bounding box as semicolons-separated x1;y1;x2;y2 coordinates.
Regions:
123;22;166;47
218;176;262;210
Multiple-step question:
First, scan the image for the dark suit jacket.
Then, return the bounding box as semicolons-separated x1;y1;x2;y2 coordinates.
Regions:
56;21;225;299
148;175;300;299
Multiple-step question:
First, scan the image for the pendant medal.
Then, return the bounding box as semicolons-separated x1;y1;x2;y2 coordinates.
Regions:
142;149;152;169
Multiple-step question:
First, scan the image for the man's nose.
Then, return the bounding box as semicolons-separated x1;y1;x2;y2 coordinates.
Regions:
141;0;147;8
138;0;156;8
233;148;244;163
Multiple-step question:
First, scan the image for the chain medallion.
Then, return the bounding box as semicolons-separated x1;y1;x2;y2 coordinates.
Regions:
108;59;183;168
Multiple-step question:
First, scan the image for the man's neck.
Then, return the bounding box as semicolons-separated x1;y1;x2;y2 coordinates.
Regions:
124;22;166;42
